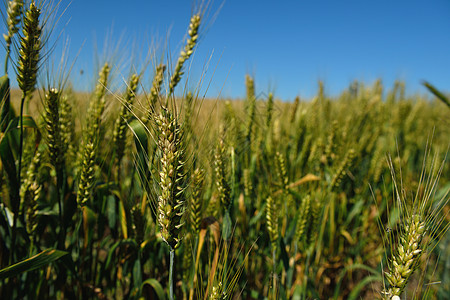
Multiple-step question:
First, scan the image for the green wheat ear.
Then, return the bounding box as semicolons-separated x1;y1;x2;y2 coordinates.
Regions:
294;195;310;244
169;14;201;95
76;141;96;208
149;63;166;109
3;0;24;49
215;131;231;211
113;73;140;167
17;1;42;97
59;93;76;164
190;168;205;234
266;196;279;250
87;62;111;133
244;74;256;143
43;88;64;171
21;149;41;235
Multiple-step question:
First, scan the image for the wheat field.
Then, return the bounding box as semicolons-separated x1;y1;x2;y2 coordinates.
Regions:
0;1;449;299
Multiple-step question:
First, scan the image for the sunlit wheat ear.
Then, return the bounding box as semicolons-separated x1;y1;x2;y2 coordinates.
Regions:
381;152;449;299
169;14;201;95
275;151;288;192
20;149;41;237
190;167;205;234
156;106;188;250
244;74;256;143
294;195;310;244
214;131;231;211
209;282;227;300
290;96;299;123
383;213;426;298
149;63;166;110
307;196;322;246
243;168;252;198
266;196;279;250
265;92;274;129
76;64;111;208
17;1;41;97
330;148;355;191
113;73;140;166
3;0;24;48
87;62;110;133
76;141;96;208
59;94;75;162
324;120;338;164
43;88;63;171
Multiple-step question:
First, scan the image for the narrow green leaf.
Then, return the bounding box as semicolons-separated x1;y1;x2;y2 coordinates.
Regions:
249;203;266;226
133;255;143;291
106;195;117;229
0;129;20;209
0;249;68;280
141;278;166;300
0;75;11;132
423;81;450;108
347;275;382;300
279;238;289;271
333;263;381;299
222;210;232;240
3;115;40;135
129;118;150;192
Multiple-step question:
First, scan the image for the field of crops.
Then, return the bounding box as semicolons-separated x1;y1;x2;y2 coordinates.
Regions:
1;2;449;299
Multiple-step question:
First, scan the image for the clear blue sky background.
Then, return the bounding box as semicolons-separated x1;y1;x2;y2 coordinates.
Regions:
2;0;450;100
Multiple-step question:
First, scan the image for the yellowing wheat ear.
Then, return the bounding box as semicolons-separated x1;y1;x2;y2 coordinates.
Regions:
156;106;188;250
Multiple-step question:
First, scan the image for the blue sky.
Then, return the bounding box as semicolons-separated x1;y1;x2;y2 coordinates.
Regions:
3;0;450;100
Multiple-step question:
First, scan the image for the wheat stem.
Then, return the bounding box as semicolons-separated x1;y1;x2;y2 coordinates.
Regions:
169;248;175;300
